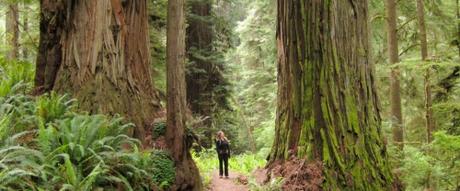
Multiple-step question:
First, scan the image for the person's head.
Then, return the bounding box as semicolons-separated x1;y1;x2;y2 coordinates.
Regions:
217;130;227;140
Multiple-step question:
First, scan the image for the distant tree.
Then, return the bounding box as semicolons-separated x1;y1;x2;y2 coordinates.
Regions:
269;0;397;190
21;2;29;59
416;0;435;143
5;1;19;60
386;0;404;150
185;0;231;148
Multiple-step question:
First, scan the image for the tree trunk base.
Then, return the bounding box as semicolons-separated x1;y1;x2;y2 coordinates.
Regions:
171;155;202;191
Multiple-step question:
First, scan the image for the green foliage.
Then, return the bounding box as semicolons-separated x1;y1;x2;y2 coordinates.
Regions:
193;149;265;187
150;150;176;188
0;59;175;190
148;0;167;93
0;57;34;97
225;0;277;155
248;177;283;191
152;121;167;139
396;132;460;191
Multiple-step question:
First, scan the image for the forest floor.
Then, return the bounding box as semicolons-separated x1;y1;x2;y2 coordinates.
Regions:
207;171;249;191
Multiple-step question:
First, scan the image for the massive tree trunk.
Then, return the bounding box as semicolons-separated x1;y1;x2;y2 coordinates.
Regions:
416;0;435;143
386;0;404;150
35;0;162;142
166;0;202;190
5;2;19;60
268;0;396;190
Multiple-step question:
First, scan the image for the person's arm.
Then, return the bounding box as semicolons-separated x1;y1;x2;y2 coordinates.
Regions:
227;142;231;158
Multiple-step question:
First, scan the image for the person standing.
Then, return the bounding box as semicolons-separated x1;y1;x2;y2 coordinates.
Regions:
216;131;230;179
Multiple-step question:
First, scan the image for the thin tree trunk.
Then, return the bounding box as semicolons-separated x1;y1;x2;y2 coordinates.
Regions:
457;0;460;56
5;2;19;60
386;0;404;150
36;0;162;143
166;0;202;190
268;0;397;190
233;97;256;152
22;3;29;60
416;0;435;143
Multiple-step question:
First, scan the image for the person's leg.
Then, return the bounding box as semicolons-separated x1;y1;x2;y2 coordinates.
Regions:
218;154;223;177
224;154;229;178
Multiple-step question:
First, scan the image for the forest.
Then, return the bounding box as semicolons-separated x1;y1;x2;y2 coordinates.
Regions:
0;0;459;190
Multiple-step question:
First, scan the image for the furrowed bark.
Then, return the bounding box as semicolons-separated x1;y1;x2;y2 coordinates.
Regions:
36;0;162;143
35;0;66;92
269;0;396;190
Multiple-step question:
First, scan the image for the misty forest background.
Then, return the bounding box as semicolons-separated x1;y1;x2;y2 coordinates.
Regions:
0;0;459;190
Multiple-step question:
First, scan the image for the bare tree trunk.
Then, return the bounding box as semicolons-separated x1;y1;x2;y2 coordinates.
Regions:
386;0;404;150
36;0;162;143
457;0;460;56
166;0;202;190
268;0;397;190
22;3;29;60
5;2;19;60
416;0;435;143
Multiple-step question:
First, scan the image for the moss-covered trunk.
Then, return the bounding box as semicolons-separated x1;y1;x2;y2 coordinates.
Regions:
35;0;162;143
166;0;202;190
268;0;396;190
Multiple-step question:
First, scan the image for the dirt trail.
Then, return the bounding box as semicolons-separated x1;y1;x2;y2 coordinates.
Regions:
207;171;249;191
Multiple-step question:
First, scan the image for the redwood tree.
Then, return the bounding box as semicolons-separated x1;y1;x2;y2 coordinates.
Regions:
166;0;202;190
35;0;162;142
268;0;395;190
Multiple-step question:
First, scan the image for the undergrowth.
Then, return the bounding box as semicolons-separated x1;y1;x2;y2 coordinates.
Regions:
0;57;175;190
192;149;265;188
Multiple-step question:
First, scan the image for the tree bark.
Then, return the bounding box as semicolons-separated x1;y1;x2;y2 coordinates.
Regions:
35;0;66;92
5;2;19;60
166;0;202;190
35;0;162;143
416;0;435;143
386;0;404;150
268;0;396;190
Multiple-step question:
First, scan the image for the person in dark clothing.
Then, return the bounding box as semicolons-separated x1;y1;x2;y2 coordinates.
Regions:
216;131;230;179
